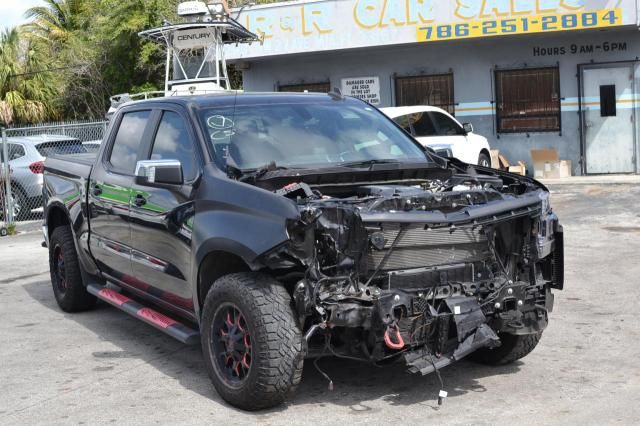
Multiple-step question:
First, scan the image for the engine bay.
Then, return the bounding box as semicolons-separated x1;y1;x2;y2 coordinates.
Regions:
250;164;563;377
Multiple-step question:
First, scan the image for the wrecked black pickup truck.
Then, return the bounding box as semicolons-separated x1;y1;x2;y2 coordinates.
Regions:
43;93;563;410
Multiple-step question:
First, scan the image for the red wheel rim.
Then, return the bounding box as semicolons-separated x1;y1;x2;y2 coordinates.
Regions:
212;304;252;383
53;245;67;293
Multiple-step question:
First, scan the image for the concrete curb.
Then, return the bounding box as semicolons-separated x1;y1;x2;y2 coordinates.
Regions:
540;175;640;186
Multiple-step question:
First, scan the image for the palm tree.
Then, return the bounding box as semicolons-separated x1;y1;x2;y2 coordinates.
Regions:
23;0;88;44
0;28;60;125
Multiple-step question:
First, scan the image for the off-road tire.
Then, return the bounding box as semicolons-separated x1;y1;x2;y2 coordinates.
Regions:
478;152;492;168
49;226;96;312
471;332;542;365
201;273;304;411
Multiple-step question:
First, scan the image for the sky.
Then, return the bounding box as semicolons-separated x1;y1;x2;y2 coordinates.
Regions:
0;0;44;31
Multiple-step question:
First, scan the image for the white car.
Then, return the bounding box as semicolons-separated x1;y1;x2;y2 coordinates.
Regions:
2;135;86;220
382;106;492;168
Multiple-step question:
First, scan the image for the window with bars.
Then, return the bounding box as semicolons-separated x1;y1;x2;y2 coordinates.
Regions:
495;67;561;133
395;74;455;114
278;82;331;93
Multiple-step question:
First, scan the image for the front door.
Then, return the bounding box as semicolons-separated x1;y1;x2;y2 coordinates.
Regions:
128;108;201;318
582;64;636;174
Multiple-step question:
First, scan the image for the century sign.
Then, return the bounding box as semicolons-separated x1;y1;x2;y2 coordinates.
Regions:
227;0;636;60
173;28;217;50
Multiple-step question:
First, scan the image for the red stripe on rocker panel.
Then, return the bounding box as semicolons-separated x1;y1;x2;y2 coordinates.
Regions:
98;288;130;306
137;308;178;329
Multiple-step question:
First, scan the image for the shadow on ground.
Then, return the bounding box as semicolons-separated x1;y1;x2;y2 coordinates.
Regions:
23;280;521;415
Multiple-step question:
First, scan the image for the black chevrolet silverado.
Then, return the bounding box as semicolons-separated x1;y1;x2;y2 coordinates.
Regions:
43;93;563;410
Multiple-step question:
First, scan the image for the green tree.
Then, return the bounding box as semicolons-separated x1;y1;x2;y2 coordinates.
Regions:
0;28;61;126
23;0;88;44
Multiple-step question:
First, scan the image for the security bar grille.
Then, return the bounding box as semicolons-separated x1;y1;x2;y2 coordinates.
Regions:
395;74;455;114
495;67;561;133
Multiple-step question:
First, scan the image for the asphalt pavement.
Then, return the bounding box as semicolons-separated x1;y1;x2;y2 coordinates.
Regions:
1;182;639;425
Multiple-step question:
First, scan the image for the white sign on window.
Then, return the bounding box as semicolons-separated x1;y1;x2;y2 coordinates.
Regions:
341;77;381;105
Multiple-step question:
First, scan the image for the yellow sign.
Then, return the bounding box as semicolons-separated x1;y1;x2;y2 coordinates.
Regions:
417;9;622;42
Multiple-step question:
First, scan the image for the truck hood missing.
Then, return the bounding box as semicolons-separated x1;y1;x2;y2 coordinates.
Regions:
248;161;562;376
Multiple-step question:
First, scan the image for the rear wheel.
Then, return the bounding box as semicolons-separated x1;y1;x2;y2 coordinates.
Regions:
201;273;304;410
3;185;28;221
478;152;492;168
49;226;96;312
471;332;542;365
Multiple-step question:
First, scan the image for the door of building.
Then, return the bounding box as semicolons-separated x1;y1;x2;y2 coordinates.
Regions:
581;64;636;174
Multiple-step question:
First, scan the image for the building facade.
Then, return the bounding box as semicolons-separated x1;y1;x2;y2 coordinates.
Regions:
227;0;640;175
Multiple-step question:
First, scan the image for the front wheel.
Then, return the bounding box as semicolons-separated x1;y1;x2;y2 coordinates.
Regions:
471;332;542;365
201;273;304;411
478;152;492;168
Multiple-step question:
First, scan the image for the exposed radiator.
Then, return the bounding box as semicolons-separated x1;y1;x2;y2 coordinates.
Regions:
367;225;490;272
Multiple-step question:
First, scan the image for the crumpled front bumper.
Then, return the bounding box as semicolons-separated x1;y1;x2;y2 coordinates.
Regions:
405;324;499;375
403;296;500;375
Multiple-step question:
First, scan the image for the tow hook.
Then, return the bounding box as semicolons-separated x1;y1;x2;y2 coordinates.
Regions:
384;324;405;350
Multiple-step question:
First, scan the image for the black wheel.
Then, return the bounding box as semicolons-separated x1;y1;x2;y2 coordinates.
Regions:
0;228;7;237
49;226;96;312
201;273;304;411
478;152;492;168
471;332;542;365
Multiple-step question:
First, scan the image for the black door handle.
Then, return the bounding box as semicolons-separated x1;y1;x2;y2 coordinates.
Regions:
134;195;146;207
92;185;102;196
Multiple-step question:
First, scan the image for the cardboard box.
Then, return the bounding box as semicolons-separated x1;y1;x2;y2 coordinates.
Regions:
508;161;527;176
498;153;511;169
530;149;572;179
490;150;501;170
559;160;572;178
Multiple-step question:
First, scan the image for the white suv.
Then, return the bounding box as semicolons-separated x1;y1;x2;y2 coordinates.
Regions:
382;106;492;167
2;135;86;220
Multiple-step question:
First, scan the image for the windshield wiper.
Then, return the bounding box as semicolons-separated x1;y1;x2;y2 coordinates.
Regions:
237;161;292;182
337;159;403;169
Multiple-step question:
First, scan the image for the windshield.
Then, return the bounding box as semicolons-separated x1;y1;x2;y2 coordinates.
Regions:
198;99;432;171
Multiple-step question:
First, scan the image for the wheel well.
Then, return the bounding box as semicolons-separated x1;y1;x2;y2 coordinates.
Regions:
47;207;70;237
198;251;251;308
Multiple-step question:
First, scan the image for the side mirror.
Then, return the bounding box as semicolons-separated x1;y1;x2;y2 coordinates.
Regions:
135;160;183;186
463;123;474;134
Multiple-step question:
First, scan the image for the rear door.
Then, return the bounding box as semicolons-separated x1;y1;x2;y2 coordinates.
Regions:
128;107;202;317
88;109;153;281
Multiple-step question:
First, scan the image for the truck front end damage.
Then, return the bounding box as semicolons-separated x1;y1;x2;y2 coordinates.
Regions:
256;166;563;376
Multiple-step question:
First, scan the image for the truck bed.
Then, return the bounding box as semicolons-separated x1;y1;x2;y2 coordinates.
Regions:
44;153;96;179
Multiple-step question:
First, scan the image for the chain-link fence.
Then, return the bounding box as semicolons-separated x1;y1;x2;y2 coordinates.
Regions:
1;121;108;231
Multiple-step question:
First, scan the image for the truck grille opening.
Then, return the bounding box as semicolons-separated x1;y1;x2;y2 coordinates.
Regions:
367;225;490;272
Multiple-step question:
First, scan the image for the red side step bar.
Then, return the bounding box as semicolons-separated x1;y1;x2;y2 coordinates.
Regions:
87;283;200;345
